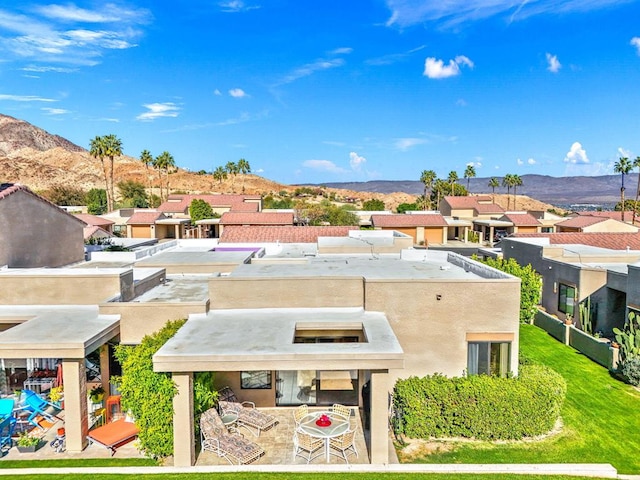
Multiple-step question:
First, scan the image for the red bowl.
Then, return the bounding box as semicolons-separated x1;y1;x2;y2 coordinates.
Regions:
316;418;332;427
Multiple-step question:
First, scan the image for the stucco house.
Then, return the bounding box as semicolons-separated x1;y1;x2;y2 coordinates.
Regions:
370;213;448;245
555;216;639;233
157;194;262;218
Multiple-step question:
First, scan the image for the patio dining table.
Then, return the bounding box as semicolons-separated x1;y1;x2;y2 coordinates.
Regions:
297;411;350;463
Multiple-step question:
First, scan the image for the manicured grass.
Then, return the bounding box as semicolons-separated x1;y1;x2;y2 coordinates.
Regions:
0;458;157;468
404;324;640;474
0;475;615;480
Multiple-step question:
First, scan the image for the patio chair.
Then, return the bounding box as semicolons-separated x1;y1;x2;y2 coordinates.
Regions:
0;415;16;453
329;425;358;464
293;428;323;464
330;403;352;419
87;418;139;455
293;404;308;425
200;407;265;465
0;398;14;420
15;389;62;429
217;387;279;437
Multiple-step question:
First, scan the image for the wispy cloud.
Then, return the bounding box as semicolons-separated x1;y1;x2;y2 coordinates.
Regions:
303;159;348;174
631;37;640;55
41;107;69;115
395;137;427;151
0;93;56;102
21;65;77;73
546;53;561;73
275;48;352;86
517;157;537;165
385;0;633;29
564;141;589;164
424;55;473;79
136;102;181;121
219;1;260;13
229;88;248;98
349;152;366;170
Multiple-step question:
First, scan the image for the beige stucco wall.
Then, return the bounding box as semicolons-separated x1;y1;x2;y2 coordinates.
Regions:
213;371;277;407
0;189;84;267
209;276;365;309
0;270;134;305
364;278;521;382
99;301;209;344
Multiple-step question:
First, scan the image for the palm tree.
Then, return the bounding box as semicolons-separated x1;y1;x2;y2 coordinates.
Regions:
633;156;640;225
140;149;154;195
512;174;523;210
464;164;476;194
614;156;633;222
225;161;238;192
447;171;459;197
89;134;122;211
419;169;436;210
213;166;227;186
237;158;251;193
155;151;176;202
502;174;514;210
488;177;500;203
89;136;111;211
102;134;122;210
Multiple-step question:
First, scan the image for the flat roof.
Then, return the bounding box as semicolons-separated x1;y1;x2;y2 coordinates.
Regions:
0;306;119;358
153;307;404;372
135;250;254;267
130;275;212;303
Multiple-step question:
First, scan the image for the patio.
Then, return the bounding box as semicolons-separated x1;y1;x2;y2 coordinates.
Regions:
196;407;370;466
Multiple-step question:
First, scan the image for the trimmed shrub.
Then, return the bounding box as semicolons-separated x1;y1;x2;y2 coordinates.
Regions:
114;319;186;458
621;356;640;386
393;365;566;441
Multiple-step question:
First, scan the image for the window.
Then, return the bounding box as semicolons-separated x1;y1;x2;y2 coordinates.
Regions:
467;342;511;377
240;371;272;389
558;283;576;316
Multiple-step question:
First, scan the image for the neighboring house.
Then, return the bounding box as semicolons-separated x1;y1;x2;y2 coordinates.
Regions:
219;212;294;236
370;213;448;245
75;213;115;236
0;183;85;267
157;194;262;218
220;225;355;243
439;195;504;219
555;216;639;233
497;212;542;235
126;211;189;239
576;210;636;223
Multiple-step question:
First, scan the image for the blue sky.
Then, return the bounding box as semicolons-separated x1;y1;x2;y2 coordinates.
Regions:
1;1;640;185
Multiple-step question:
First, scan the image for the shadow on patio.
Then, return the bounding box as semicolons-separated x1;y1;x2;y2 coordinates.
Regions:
195;407;370;466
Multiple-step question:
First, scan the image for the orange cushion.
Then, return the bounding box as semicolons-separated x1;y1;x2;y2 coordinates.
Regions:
88;418;139;447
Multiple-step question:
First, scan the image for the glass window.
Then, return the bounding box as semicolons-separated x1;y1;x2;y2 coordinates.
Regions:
467;342;510;377
558;283;576;316
240;371;272;389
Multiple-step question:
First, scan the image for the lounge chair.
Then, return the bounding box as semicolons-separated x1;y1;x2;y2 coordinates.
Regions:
217;386;279;437
200;407;265;465
0;415;16;454
0;398;14;420
14;389;62;429
87;418;139;455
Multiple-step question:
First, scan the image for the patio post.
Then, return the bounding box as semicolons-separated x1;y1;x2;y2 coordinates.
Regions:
62;359;88;452
99;344;110;396
172;372;195;466
369;369;389;464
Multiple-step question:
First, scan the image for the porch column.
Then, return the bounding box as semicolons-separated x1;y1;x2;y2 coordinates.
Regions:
173;372;195;466
99;344;111;396
463;226;469;243
369;369;389;464
62;359;88;453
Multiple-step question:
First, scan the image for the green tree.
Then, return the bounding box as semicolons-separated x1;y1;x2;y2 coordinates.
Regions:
614;157;633;222
502;174;515;210
419;170;437;210
140;149;154;195
189;198;214;222
397;202;419;213
155;151;176;202
213;166;227;186
512;174;523;210
225;161;238;192
488;177;500;202
42;185;87;206
633;156;640;225
447;171;459;197
362;198;385;211
237;158;251;193
464;164;476;192
86;188;107;215
89;134;122;212
117;180;149;208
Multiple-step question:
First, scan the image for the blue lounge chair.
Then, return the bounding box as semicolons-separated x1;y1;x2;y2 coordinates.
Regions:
0;398;14;421
0;415;16;453
15;389;62;429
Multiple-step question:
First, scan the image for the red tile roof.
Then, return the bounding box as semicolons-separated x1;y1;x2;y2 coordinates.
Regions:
555;216;608;228
442;195;504;214
576;211;635;221
442;196;479;208
229;202;259;212
126;211;166;224
74;213;115;226
157;194;260;213
371;213;448;227
474;203;504;214
220;226;354;243
515;232;640;250
500;212;541;226
0;183;86;225
220;212;294;225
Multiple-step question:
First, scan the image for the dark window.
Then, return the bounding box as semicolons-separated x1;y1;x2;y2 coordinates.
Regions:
558;283;576;316
467;342;511;377
240;371;272;389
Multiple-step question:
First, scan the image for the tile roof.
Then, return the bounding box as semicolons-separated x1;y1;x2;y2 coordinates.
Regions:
500;212;541;226
126;211;166;224
220;212;294;225
229;202;259;212
371;213;448;227
83;225;111;240
157;194;260;213
515;232;640;250
474;203;504;214
442;195;504;214
0;183;86;225
74;213;115;226
442;196;479;208
555;216;608;228
576;211;635;221
220;225;354;243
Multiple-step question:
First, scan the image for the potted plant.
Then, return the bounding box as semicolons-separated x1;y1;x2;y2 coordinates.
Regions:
16;432;42;453
90;385;105;404
49;386;64;406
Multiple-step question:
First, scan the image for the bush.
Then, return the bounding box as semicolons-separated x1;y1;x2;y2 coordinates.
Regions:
621;356;640;386
189;198;214;222
114;319;186;458
392;365;566;441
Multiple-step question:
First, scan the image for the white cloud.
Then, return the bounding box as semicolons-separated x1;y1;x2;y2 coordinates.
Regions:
631;37;640;54
395;137;426;151
21;65;76;73
517;158;524;166
467;161;482;168
349;152;366;170
41;107;69;115
302;160;347;174
330;47;353;55
385;0;633;29
424;55;473;79
456;98;468;107
528;158;537;165
136;102;181;121
229;88;247;98
546;53;561;73
618;147;632;158
278;58;345;85
366;45;425;66
0;93;56;102
219;1;260;12
564;141;589;164
214;89;222;96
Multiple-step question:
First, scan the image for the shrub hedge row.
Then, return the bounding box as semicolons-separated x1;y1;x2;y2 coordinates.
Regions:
392;365;566;440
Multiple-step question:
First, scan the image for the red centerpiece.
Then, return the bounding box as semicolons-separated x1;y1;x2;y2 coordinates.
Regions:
315;414;332;427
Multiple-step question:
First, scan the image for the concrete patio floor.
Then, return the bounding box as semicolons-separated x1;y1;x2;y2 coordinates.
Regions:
196;407;371;466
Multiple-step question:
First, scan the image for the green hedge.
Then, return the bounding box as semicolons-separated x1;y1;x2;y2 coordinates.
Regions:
392;365;566;440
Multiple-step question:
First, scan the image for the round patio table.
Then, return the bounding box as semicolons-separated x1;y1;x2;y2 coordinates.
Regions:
297;411;349;463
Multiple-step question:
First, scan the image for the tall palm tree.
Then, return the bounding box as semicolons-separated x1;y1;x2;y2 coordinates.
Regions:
614;156;633;222
488;177;500;203
633;156;640;225
447;171;459;197
102;134;122;211
512;174;523;210
502;174;514;210
140;149;154;195
155;151;176;202
464;164;476;194
89;136;111;211
225;161;238;192
419;169;436;210
213;166;227;186
89;134;122;211
237;158;251;193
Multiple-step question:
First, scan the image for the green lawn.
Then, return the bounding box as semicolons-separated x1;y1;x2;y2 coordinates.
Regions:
0;475;616;480
404;324;640;474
